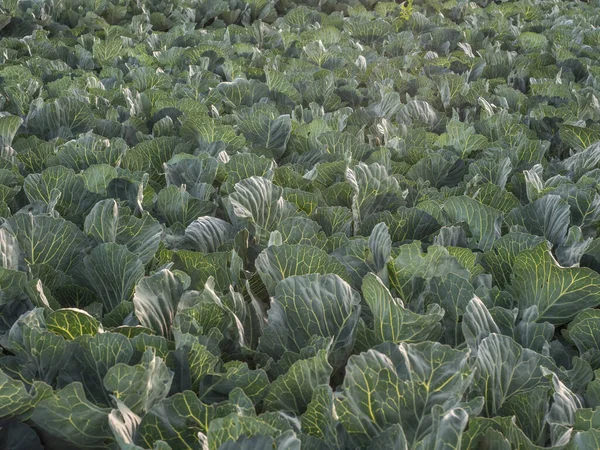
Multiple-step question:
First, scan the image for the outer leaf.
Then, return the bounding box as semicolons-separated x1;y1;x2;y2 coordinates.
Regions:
4;214;88;273
483;232;546;288
264;350;333;415
473;334;549;416
0;369;52;420
198;361;270;405
133;269;191;339
337;342;473;447
84;199;162;264
155;185;215;229
61;332;134;406
506;195;571;246
217;78;270;109
23;166;103;226
207;414;279;450
566;309;600;355
256;244;350;296
414;406;469;450
108;400;142;449
461;297;501;353
0;227;26;271
361;273;444;345
360;208;441;244
226;176;298;244
368;425;408;450
30;383;113;449
136;391;215;448
79;243;145;312
301;385;344;449
183;217;234;253
0;420;43;450
346;163;405;229
508;243;600;324
0;114;23;149
46;308;101;339
104;348;172;415
6;309;71;386
443;196;502;251
164;154;218;190
258;274;360;371
388;242;470;303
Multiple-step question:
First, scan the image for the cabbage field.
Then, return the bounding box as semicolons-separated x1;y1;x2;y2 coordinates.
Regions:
3;0;600;447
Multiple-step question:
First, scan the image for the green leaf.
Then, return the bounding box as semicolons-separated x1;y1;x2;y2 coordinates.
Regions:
78;243;145;313
0;114;23;149
301;385;344;449
180;115;246;151
61;332;134;405
182;217;234;253
389;242;471;303
559;124;600;151
468;157;512;190
121;137;179;185
406;151;464;189
368;222;392;273
167;340;220;393
508;243;600;324
4;214;88;273
165;154;218;189
0;369;52;420
104;348;172;415
6;309;71;386
46;308;101;339
425;272;475;347
199;361;270;405
217;78;270;109
483;232;546;288
413;406;469;450
256;243;350;296
506;195;571;246
23;165;105;225
360;208;441;244
258;274;360;371
0;227;26;271
346;163;405;230
136;391;216;448
226;176;298;245
155;185;216;229
438;117;489;158
278;217;326;248
85;199;162;264
107;400;143;449
473;333;549;416
265;67;302;103
237;109;292;158
220;153;275;195
171;250;232;292
133;269;191;339
443;196;502;251
264;349;333;415
56;135;126;171
207;414;279;450
566;309;600;355
337;342;472;447
461;415;548;449
0;420;43;450
472;183;520;214
26;97;94;139
360;273;444;346
30;383;113;449
368;424;408;450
